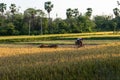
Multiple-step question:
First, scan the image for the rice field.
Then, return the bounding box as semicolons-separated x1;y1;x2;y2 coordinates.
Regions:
0;31;120;43
0;42;120;80
0;32;120;80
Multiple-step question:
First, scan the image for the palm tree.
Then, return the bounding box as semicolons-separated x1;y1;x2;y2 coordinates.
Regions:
0;3;6;17
44;1;53;19
0;3;6;26
9;4;16;21
85;8;92;18
9;4;16;15
66;8;79;18
113;8;120;17
66;8;73;19
73;8;79;18
44;1;53;33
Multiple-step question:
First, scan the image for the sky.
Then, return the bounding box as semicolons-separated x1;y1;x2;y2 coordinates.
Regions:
0;0;119;19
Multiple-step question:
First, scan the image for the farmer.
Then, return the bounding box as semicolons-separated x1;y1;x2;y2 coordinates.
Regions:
75;38;83;47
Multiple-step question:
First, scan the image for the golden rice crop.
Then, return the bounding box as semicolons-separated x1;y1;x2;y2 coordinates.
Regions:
0;31;118;40
0;42;120;58
0;42;120;80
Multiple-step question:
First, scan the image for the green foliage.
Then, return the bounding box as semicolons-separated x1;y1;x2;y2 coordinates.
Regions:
0;3;120;36
0;23;19;35
78;16;95;32
93;15;119;32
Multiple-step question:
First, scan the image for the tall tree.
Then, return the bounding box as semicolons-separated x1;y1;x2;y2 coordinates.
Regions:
44;1;53;33
9;4;17;21
73;8;79;18
113;8;120;17
24;8;36;35
9;4;16;15
44;1;53;19
0;3;6;17
36;9;46;34
85;8;92;18
0;3;6;26
66;8;80;19
66;8;73;19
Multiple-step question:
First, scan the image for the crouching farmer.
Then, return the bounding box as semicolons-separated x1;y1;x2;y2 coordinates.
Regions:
75;38;83;47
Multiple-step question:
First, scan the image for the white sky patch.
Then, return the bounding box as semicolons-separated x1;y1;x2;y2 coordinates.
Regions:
0;0;119;19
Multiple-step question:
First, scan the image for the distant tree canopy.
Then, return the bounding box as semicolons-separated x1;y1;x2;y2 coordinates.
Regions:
0;3;120;36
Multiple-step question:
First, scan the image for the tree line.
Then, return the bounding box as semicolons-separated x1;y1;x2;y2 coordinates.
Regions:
0;2;120;36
